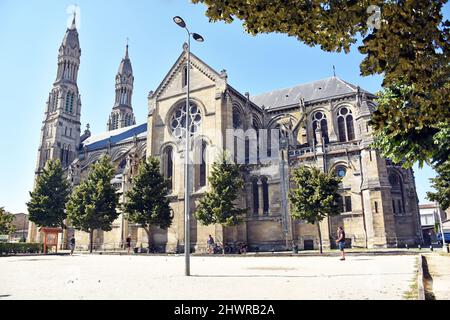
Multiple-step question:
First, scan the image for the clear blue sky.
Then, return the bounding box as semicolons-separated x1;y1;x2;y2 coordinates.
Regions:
0;0;448;213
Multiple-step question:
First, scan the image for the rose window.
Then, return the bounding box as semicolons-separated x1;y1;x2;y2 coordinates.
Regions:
170;102;202;139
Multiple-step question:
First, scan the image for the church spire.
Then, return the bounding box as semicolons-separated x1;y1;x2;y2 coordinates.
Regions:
107;43;135;131
70;11;76;30
35;17;82;174
125;38;129;59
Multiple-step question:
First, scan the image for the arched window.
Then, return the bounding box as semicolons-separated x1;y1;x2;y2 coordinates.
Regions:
113;114;119;129
66;145;71;165
253;119;260;162
337;107;355;142
65;93;70;113
164;147;174;190
312;111;329;145
250;178;258;215
182;66;188;87
335;166;347;178
233;109;242;129
199;141;207;187
170;101;202;139
65;92;74;114
60;144;64;162
389;172;405;214
262;177;269;215
52;90;58;111
232;107;243;162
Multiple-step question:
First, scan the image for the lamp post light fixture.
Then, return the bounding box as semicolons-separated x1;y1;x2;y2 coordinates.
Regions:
173;16;204;276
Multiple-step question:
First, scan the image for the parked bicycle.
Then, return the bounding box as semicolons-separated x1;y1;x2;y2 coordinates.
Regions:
224;242;247;254
206;243;223;254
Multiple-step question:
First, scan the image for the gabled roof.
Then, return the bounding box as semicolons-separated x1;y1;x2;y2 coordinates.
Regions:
81;123;147;152
150;46;223;100
250;77;373;110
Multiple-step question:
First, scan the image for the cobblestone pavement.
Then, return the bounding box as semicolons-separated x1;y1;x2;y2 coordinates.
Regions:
0;254;417;300
424;253;450;300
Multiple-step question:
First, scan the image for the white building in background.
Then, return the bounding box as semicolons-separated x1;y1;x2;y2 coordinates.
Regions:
419;203;448;244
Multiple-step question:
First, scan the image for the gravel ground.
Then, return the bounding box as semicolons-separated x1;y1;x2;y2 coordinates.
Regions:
0;254;416;300
424;254;450;300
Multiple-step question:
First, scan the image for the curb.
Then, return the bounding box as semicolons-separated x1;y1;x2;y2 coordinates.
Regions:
417;254;425;300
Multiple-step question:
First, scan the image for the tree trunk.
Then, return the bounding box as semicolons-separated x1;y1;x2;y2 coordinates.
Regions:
145;227;151;254
317;222;323;254
89;230;93;253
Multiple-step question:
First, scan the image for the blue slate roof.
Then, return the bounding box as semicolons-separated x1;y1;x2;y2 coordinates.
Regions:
81;123;147;152
250;77;373;110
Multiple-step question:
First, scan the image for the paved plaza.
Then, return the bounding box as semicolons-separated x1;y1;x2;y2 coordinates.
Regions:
0;254;417;300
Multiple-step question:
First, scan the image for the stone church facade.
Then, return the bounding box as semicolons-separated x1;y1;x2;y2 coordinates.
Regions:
28;19;423;251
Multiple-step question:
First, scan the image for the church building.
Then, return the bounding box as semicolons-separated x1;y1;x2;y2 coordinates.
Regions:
28;17;423;251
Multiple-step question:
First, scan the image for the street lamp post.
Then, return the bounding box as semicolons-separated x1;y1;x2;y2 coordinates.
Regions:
173;16;204;276
435;202;448;253
279;136;290;250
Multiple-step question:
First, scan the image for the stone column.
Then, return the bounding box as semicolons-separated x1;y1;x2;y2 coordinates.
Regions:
319;218;331;250
258;180;264;215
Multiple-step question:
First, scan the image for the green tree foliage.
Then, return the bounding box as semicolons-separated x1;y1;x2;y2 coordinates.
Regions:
289;166;341;253
371;85;449;168
193;0;450;161
427;160;450;211
195;153;247;228
27;160;70;228
66;156;120;253
193;0;449;102
0;207;15;235
426;126;450;210
123;157;173;249
371;86;450;209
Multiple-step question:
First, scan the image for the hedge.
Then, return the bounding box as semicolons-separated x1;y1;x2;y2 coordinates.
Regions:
0;243;43;255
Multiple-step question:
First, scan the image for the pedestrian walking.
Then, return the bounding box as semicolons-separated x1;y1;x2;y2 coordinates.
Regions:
207;234;215;254
69;235;75;256
336;226;346;260
126;234;132;253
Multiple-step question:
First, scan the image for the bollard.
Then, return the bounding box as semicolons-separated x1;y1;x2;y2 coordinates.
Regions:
430;245;434;251
405;244;409;249
418;244;421;250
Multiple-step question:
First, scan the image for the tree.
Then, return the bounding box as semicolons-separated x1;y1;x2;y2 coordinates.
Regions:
371;85;450;167
427;160;450;211
426;125;450;210
193;0;450;163
195;153;247;229
0;207;15;236
289;166;341;253
27;159;70;228
371;87;450;209
66;155;120;253
123;157;173;250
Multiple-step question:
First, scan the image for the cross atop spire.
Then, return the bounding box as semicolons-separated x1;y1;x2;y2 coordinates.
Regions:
70;11;77;29
333;65;336;77
125;38;129;59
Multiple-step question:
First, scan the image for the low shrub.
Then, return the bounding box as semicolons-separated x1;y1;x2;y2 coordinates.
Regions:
0;243;43;255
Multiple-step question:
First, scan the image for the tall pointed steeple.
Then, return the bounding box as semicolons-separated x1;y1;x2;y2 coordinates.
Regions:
108;43;136;131
70;11;77;30
35;17;82;175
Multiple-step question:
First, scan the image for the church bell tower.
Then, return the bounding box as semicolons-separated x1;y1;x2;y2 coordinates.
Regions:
107;44;136;130
35;14;82;174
